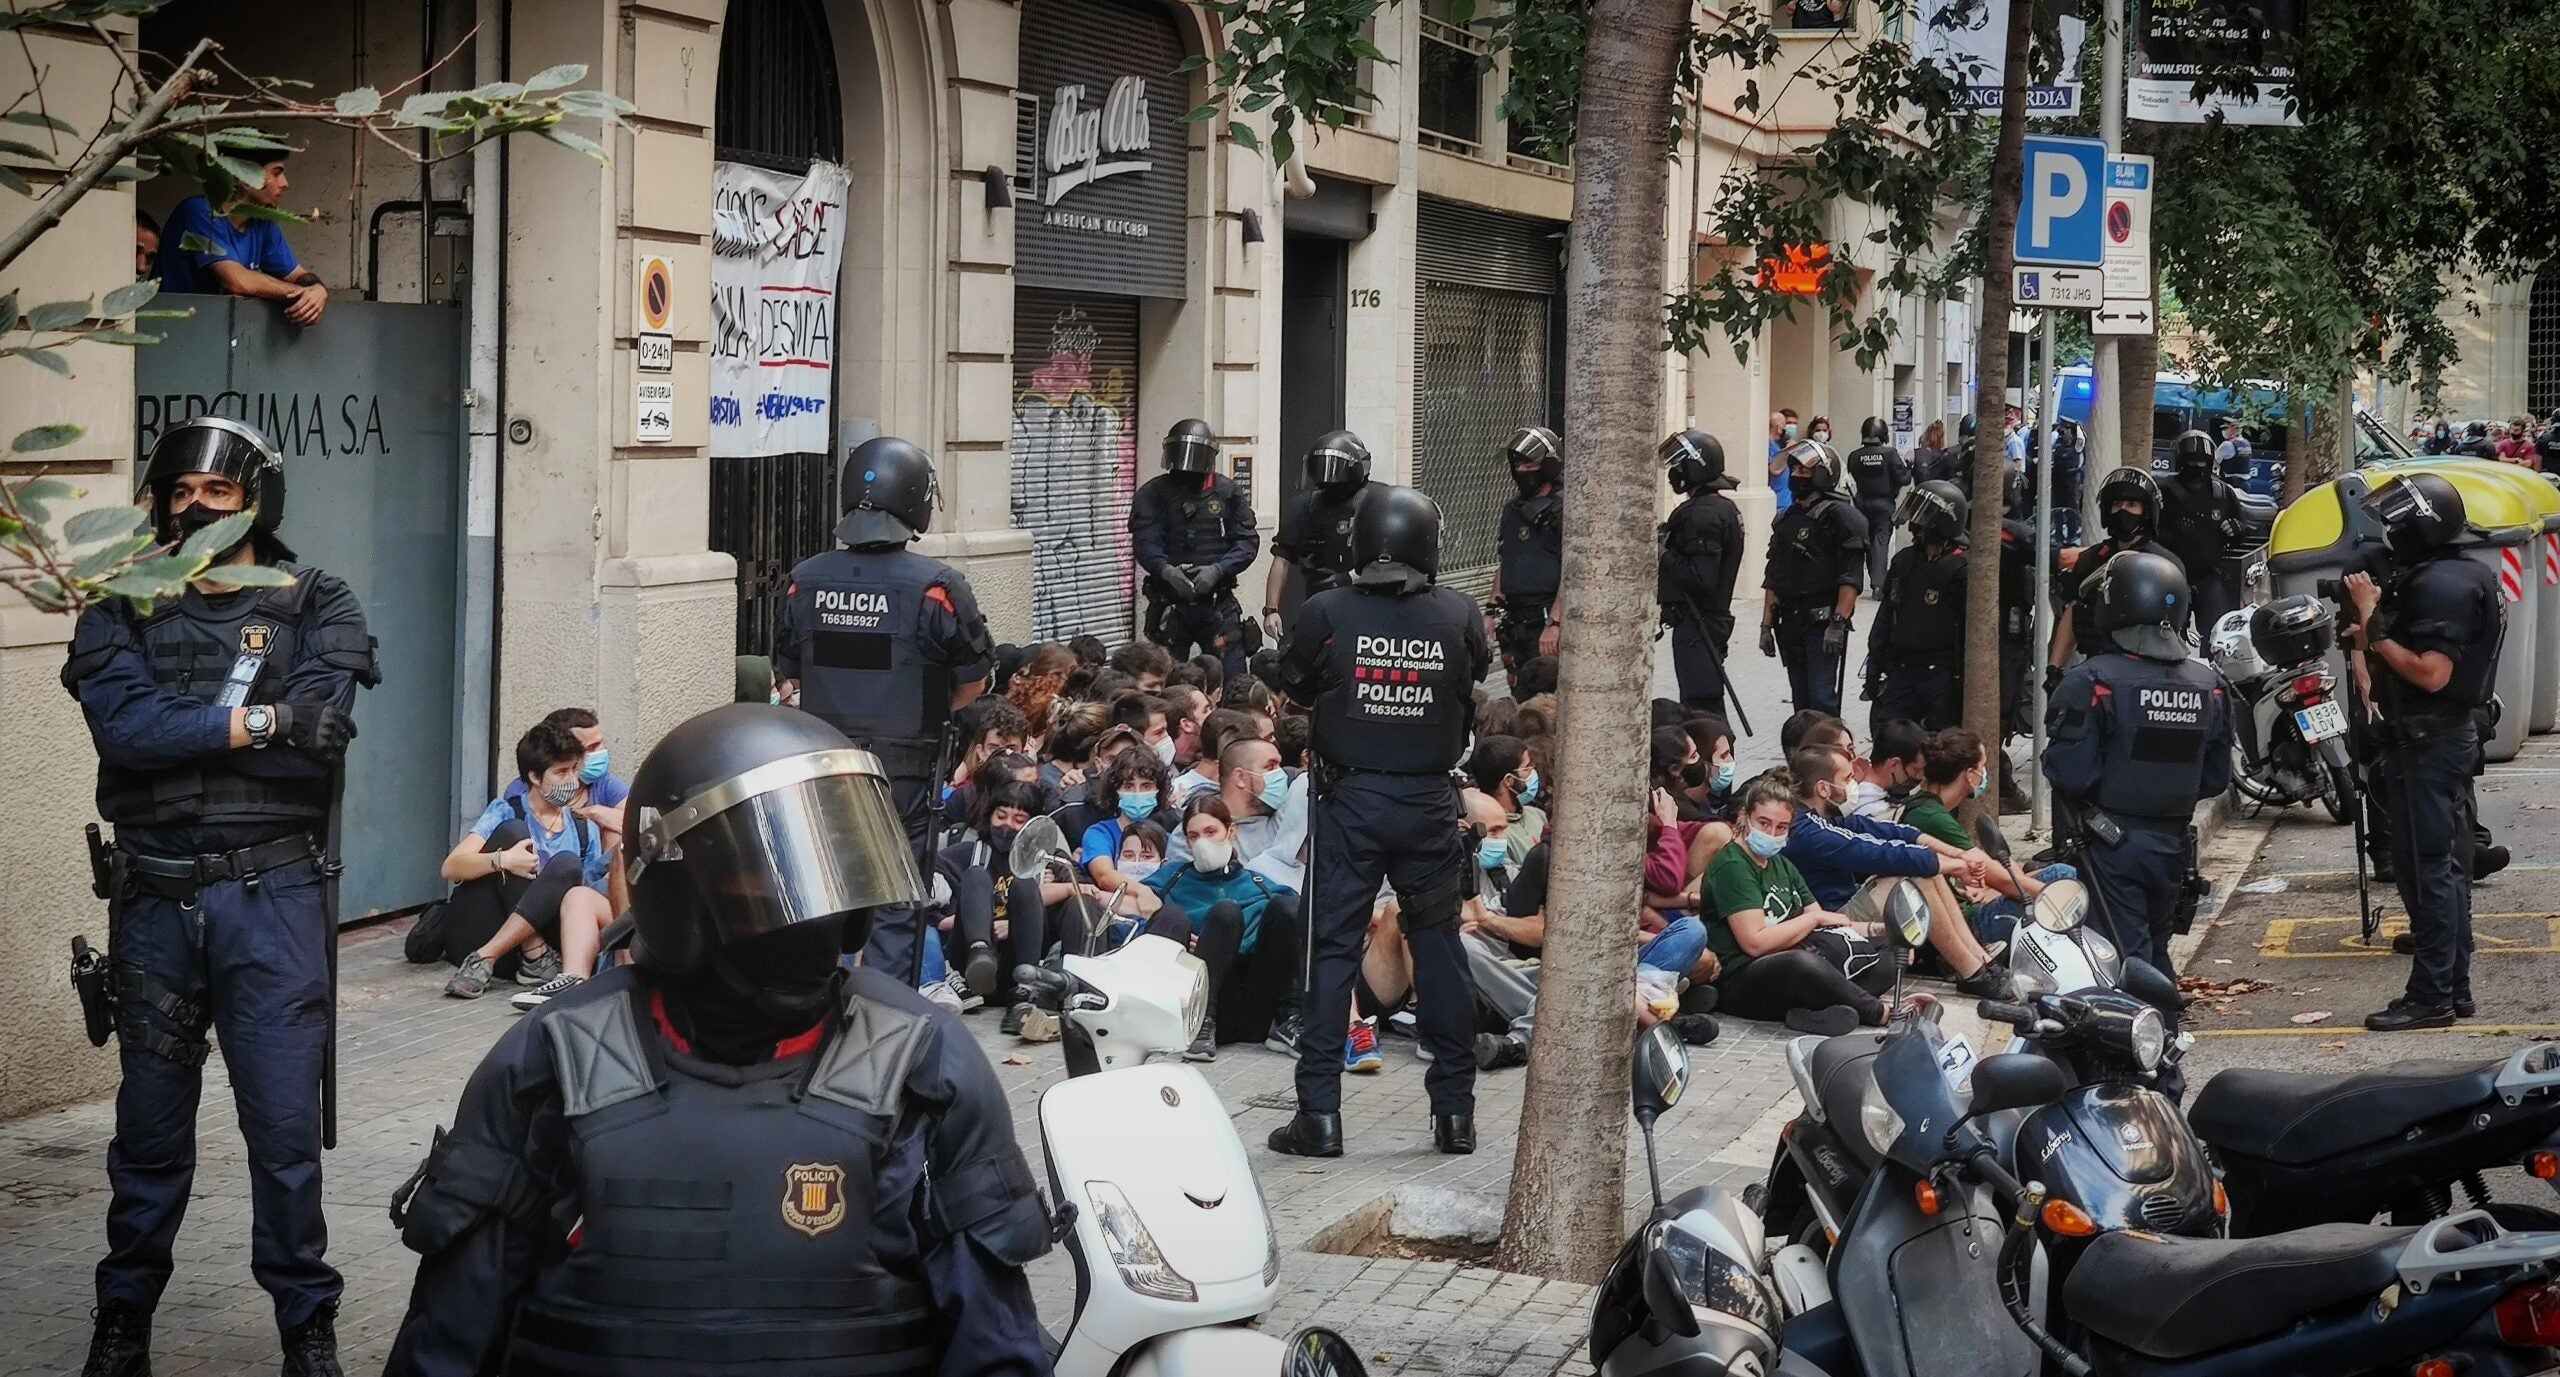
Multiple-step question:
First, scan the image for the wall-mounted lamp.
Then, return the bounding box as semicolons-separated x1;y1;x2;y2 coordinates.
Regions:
982;166;1013;211
1240;208;1265;245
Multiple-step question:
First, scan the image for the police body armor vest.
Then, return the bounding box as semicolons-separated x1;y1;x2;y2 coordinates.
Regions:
1498;495;1563;603
1883;547;1965;655
507;972;940;1377
789;547;949;756
1154;473;1248;570
2089;656;2222;822
1998;520;2038;641
1293;485;1370;596
2159;477;2230;575
1767;497;1848;606
1658;497;1730;611
97;565;329;828
1847;446;1897;502
1311;587;1477;774
2377;553;2504;724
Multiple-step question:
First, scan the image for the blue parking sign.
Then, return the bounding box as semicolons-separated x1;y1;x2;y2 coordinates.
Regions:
2014;134;2107;268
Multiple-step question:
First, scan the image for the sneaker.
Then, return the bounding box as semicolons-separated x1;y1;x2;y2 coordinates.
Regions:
82;1301;150;1377
1016;1007;1061;1043
443;954;494;1000
1784;1005;1861;1038
1954;963;2018;1001
1345;1019;1383;1074
1671;1013;1721;1046
1185;1016;1218;1062
509;973;582;1012
921;976;974;1014
1474;1032;1529;1071
1001;1000;1029;1037
1264;1008;1305;1057
515;947;562;986
1414;1039;1436;1063
280;1301;344;1377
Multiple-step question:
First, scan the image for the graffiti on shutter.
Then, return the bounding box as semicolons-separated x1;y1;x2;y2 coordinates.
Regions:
1012;289;1141;643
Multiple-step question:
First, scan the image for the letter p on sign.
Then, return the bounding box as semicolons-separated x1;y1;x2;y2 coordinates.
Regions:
2013;134;2106;268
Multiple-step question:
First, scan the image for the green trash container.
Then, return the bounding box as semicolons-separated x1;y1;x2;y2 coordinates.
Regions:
2372;460;2560;735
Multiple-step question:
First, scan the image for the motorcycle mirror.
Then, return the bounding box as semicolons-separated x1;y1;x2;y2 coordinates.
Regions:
1968;1052;2068;1116
1642;1238;1704;1339
2031;879;2088;933
1883;880;1932;950
1282;1327;1371;1377
2120;957;2183;1016
1632;1023;1693;1119
1009;816;1069;880
1974;812;2015;867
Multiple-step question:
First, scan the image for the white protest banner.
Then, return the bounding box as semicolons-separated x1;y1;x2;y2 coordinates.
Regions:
1918;0;2088;117
710;159;850;458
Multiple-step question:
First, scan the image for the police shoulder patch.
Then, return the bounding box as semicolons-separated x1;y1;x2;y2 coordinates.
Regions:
782;1162;849;1238
240;623;274;655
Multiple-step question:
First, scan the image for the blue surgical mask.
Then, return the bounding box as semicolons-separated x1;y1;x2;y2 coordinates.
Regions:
1476;838;1509;870
1515;770;1541;804
1118;791;1159;821
1743;827;1788;860
1260;766;1291;813
1972;768;1990;800
1713;762;1736;793
1120;859;1160;884
579;749;610;784
1783;423;1800;440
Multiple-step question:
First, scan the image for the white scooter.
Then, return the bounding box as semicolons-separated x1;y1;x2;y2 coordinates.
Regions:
1008;817;1365;1377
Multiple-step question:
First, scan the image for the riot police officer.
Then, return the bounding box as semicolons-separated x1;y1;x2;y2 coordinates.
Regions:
2158;429;2246;636
2343;474;2504;1030
1131;418;1259;677
775;436;993;990
2046;465;2184;686
1845;417;1901;591
1994;472;2041;802
1761;440;1869;716
1491;425;1563;693
67;417;372;1377
1656;429;1745;716
384;705;1050;1376
1263;429;1379;641
1866;480;1967;734
1269;487;1492;1159
2042;552;2233;975
2456;419;2499;460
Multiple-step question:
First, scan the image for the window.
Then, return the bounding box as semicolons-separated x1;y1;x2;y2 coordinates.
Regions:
1419;13;1487;151
1779;0;1852;30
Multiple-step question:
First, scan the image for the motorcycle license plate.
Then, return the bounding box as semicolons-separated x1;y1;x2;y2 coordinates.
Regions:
2296;700;2348;743
1936;1035;1977;1097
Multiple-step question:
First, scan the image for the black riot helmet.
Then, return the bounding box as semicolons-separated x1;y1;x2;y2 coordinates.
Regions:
1162;418;1219;474
1306;429;1373;491
139;416;292;561
1958;414;1979;443
2094;550;2193;661
626;704;925;978
1861;416;1889;447
1783;439;1843;503
2363;471;2468;558
836;436;939;546
1659;429;1732;495
1349;484;1442;594
2466;419;2490;442
2171;429;2214;477
1505;425;1562;496
1904;480;1968;546
2095;466;2162;543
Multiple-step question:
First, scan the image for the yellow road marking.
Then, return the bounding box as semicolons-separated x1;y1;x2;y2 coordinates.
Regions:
2255;913;2560;958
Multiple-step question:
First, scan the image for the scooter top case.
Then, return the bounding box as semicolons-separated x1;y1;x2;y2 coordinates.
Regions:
1038;1062;1277;1360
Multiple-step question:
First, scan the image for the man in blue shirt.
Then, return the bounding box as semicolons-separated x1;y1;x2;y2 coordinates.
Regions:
1778;745;2015;998
158;156;329;326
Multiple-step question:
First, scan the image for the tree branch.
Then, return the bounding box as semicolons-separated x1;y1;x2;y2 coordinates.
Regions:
0;35;210;278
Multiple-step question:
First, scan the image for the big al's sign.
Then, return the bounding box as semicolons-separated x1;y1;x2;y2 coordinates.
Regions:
1016;0;1188;299
1043;76;1152;206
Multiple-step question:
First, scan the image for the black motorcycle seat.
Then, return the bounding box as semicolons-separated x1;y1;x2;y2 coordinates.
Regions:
2063;1223;2413;1360
2188;1060;2498;1164
1808;1031;1888;1166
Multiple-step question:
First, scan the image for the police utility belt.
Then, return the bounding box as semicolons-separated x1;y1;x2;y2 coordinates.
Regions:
94;829;322;903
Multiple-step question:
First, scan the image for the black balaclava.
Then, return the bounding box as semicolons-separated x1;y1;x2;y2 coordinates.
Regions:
665;918;851;1064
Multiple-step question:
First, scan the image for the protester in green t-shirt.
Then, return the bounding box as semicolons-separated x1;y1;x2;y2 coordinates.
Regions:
1701;774;1896;1036
1904;728;2078;945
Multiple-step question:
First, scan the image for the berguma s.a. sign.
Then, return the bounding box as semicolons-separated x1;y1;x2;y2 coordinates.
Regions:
1016;0;1190;300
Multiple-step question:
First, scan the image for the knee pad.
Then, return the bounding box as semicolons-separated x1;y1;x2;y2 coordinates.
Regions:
1393;875;1464;934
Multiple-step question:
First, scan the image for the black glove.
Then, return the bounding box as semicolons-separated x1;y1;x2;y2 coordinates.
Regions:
1189;563;1227;595
1759;624;1778;658
1157;565;1198;601
2043;664;2066;697
1821;620;1851;659
273;701;358;758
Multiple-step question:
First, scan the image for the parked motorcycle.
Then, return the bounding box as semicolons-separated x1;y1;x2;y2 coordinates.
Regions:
1007;818;1366;1377
2209;594;2356;823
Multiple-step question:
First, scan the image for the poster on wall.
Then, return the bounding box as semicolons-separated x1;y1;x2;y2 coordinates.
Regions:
2129;0;2302;126
709;159;850;458
1918;0;2088;117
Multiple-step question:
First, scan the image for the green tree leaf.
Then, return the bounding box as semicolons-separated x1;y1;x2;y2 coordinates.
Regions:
0;138;55;161
0;290;17;333
538;127;607;162
102;279;160;316
1;110;77;135
178;510;255;560
101;572;184;604
71;532;155;579
196;562;295;588
81;330;163;346
63;504;145;545
15;347;70;375
10;477;77;504
1228;121;1260;153
333;87;383;116
12;423;81;452
0;165;30;197
523;63;588;92
25;298;90;330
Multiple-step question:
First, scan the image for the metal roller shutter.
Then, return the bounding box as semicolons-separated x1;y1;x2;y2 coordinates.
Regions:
1414;198;1564;595
2531;274;2560;420
1012;288;1142;643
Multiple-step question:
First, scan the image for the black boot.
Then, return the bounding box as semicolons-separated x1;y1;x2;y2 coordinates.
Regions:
1269;1111;1344;1158
2365;999;2456;1033
2455;988;2477;1019
2475;845;2512;882
82;1302;151;1377
962;942;1001;1000
1433;1112;1477;1155
280;1301;343;1377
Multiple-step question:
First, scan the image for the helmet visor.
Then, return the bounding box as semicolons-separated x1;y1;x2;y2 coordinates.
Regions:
633;749;924;945
2115;623;2191;661
1165;433;1218;473
1308;445;1365;486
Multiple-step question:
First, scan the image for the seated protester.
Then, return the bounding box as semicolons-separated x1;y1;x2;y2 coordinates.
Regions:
1680;714;1741;824
1110;640;1175;694
1164;685;1210;770
1110;692;1175;767
960;750;1043;832
1778;708;1843;755
1040;701;1114;804
1174;706;1256;800
1651;697;1692;729
1478;695;1522;739
439;721;625;1008
1901;728;2076;946
1068;633;1110;669
1850;717;1928;820
1244;648;1282;687
1193;652;1229;696
1080;669;1137;705
1513;700;1554;740
1165;734;1290;867
1274;713;1312;772
499;706;629;810
1781;746;2014;999
947;697;1031;802
1006;643;1077;753
1148;797;1304;1061
1053;723;1141;844
1080;746;1174;891
1164;660;1210;691
925;779;1053;1019
1219;673;1275;716
1645;728;1731;903
1514;655;1560;699
1704;774;1895;1034
1466;733;1550;860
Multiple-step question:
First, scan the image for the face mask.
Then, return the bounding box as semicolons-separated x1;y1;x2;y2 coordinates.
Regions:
169;499;249;558
1513;468;1547;497
1259;767;1291;812
990;826;1021;856
579;749;611;784
2103;506;2146;541
541;780;578;807
1679;760;1707;787
1789;473;1823;502
1744;827;1788;860
1476;837;1510;871
1783;423;1800;440
1192;837;1235;872
1119;859;1160;884
1713;762;1737;792
1118;791;1159;821
1151;737;1176;767
1515;769;1541;804
1812;428;1831;442
1972;769;1991;800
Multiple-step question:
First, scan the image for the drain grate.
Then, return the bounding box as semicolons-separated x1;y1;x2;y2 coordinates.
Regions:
1244;1092;1297;1113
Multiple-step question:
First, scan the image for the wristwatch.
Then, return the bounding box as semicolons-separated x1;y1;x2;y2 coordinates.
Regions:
244;704;275;749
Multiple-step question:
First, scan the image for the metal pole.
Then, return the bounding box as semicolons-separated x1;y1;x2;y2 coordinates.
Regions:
2086;0;2127;532
2031;310;2060;835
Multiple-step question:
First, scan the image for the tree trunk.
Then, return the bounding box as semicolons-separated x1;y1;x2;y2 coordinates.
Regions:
2118;292;2159;478
2284;394;2316;506
1497;0;1688;1286
1961;0;2041;757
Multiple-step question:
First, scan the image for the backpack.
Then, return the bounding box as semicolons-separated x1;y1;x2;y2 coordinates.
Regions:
402;901;451;964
